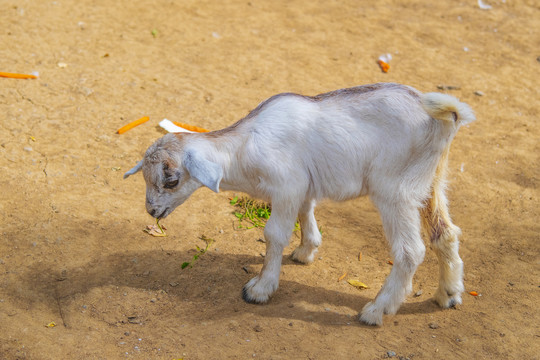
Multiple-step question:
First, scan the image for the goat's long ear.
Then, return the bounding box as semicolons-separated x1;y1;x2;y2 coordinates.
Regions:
184;150;222;193
123;160;143;179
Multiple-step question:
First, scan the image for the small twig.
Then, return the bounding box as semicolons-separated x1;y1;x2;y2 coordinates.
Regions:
54;287;69;328
42;157;49;177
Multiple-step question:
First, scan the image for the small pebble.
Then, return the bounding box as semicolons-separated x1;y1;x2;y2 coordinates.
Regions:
150;298;157;303
24;146;33;152
429;322;440;329
414;290;423;297
81;87;93;96
253;324;263;332
474;90;485;96
387;350;397;357
437;85;461;91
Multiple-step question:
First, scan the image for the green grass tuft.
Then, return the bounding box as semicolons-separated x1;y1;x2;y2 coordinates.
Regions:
229;196;300;231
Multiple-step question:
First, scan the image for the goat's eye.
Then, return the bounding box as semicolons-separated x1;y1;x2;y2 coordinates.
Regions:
164;179;179;189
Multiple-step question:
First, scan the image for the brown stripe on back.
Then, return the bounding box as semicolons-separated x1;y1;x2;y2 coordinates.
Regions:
310;83;420;102
204;83;420;138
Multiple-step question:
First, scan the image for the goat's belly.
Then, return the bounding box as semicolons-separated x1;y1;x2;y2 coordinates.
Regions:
313;176;367;202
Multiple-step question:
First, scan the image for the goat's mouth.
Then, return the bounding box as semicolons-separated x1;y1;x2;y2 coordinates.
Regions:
156;208;170;220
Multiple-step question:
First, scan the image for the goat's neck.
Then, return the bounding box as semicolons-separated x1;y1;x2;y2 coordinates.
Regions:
197;130;251;193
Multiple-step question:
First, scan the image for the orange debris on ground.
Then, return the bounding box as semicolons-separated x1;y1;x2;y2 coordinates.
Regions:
0;71;38;79
117;116;150;134
172;121;209;133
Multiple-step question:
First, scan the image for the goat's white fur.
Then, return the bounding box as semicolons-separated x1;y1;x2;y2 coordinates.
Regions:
125;83;475;325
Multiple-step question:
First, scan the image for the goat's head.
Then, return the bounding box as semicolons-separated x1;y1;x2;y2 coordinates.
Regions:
124;133;223;219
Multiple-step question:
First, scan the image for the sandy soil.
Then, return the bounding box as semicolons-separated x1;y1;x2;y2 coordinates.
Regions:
1;0;538;359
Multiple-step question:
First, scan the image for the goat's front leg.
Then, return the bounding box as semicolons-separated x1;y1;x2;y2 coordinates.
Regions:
243;201;298;304
291;198;321;264
360;201;425;326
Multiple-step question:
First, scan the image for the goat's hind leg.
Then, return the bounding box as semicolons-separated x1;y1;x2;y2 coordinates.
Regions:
360;200;426;326
421;192;464;308
291;198;321;264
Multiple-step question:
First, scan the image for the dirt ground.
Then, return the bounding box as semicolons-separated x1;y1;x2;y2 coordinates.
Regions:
1;0;538;359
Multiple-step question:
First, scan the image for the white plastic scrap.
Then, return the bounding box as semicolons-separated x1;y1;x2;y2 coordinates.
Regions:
478;0;492;10
378;53;392;64
159;119;195;133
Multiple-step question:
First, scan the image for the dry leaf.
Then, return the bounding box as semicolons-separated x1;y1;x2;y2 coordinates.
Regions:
358;252;362;261
387;260;394;265
469;291;479;296
347;279;369;289
143;224;167;237
338;272;347;282
45;321;56;328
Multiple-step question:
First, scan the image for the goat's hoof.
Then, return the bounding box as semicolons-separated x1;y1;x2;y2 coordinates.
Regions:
242;276;275;304
290;246;317;264
242;286;265;304
359;301;384;326
434;287;463;308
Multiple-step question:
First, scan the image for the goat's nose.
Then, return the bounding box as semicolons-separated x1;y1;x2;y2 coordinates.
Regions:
146;200;156;217
146;198;155;215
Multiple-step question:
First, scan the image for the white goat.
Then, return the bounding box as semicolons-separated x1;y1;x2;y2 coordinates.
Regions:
124;83;475;325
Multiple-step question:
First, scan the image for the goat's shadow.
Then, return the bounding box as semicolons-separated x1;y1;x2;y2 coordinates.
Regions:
8;248;442;328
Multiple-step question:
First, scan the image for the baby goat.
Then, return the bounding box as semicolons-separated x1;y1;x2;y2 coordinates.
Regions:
124;83;475;325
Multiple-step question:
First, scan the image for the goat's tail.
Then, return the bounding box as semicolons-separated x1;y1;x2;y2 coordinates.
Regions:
421;93;475;125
